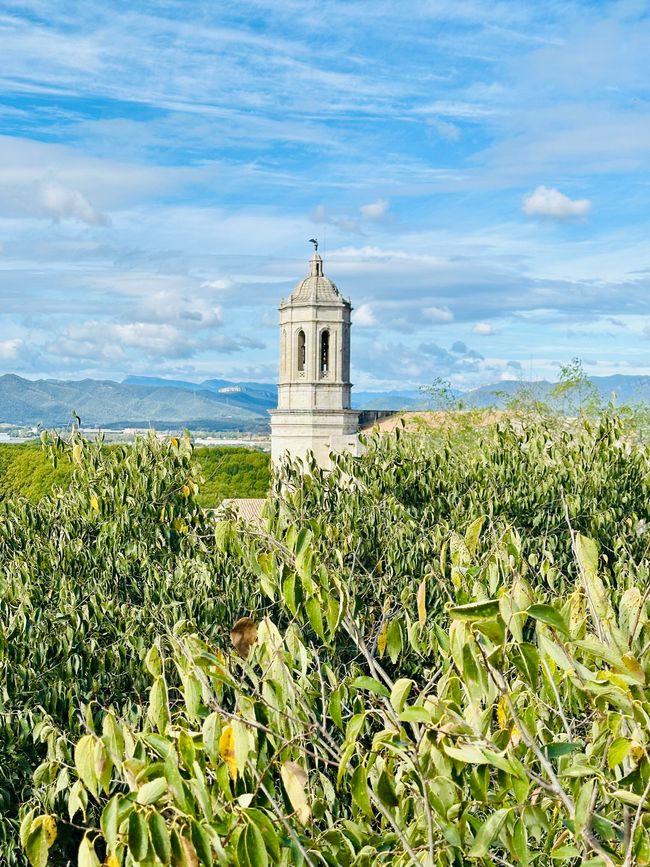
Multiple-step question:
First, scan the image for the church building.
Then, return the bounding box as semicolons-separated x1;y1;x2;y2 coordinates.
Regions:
270;245;361;468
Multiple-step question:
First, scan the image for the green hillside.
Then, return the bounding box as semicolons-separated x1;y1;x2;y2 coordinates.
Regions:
0;443;270;506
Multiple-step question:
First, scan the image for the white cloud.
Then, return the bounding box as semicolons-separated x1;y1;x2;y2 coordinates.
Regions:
428;118;461;142
0;338;24;359
360;199;389;219
352;303;377;327
472;322;494;335
200;278;235;291
40;182;110;226
522;186;591;220
424;306;454;323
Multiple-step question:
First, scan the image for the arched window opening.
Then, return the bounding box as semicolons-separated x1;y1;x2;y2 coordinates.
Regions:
320;330;330;376
297;330;306;372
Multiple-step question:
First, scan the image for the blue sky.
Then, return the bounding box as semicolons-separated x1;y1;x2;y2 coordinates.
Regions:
1;0;649;391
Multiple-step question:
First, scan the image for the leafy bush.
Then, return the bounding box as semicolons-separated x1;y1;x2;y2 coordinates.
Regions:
5;414;650;865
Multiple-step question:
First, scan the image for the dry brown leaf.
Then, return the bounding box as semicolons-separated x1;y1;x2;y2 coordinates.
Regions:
180;835;199;867
231;617;257;658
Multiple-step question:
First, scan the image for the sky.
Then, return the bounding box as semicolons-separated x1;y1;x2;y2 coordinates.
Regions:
1;0;650;392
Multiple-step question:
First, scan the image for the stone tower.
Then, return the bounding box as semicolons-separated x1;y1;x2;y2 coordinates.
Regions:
270;248;360;468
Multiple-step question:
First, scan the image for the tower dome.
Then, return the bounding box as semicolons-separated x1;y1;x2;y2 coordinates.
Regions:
290;253;342;303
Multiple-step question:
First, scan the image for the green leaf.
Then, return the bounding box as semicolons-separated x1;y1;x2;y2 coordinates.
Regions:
164;751;189;812
464;516;485;556
390;678;414;714
245;810;280;862
137;776;168;805
329;686;343;730
512;643;539;690
149;812;171;865
544;742;581;759
74;735;98;797
19;809;37;850
128;810;149;862
468;808;511;857
100;796;120;853
191;820;213;867
345;713;367;745
551;845;581;860
611;789;643;806
238;821;268;867
575;533;599;577
305;596;325;640
145;643;162;678
399;706;431;723
202;712;222;765
527;604;569;635
351;764;373;819
25;824;49;867
351;676;390;698
68;780;88;821
608;737;632;769
448;599;500;621
444;743;489;765
512;817;529;867
78;835;100;867
574;779;594;840
386;617;402;664
375;770;398;809
149;676;170;734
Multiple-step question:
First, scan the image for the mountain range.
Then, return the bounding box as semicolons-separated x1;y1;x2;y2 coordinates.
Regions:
0;373;648;431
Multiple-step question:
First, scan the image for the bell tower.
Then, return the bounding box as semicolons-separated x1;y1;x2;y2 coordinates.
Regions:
270;243;360;468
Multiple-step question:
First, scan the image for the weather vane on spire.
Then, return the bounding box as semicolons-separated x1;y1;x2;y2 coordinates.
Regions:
309;237;319;252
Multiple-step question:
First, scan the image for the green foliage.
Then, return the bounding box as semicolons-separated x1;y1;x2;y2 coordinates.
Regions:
4;413;650;866
0;443;73;502
194;446;270;506
0;443;269;507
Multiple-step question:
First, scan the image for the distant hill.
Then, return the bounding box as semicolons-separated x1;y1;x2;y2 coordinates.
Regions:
0;373;648;431
463;375;650;409
0;374;271;431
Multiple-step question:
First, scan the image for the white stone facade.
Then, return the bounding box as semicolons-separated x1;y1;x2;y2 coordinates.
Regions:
270;251;361;468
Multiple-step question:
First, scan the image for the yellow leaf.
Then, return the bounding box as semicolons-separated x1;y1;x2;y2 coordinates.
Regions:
417;578;427;628
90;495;99;513
280;761;311;825
377;620;389;657
623;652;645;684
72;444;82;464
497;694;508;730
219;725;237;779
170;437;179;448
104;857;120;867
181;484;190;498
630;741;644;764
173;518;187;534
30;814;57;847
230;617;258;658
